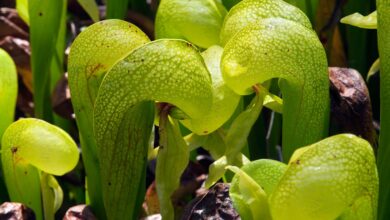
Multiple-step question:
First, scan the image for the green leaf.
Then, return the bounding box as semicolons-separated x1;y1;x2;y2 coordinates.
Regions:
29;0;66;121
205;154;250;188
202;130;227;158
180;45;240;135
0;49;17;203
49;0;72;131
184;133;208;152
227;165;272;220
155;0;227;48
377;1;390;219
41;173;64;220
0;49;18;139
222;0;242;10
93;39;213;219
156;116;189;219
341;11;377;29
204;91;266;187
337;195;376;220
284;0;319;25
1;118;79;220
16;0;29;25
342;1;372;75
222;14;329;160
205;156;228;188
99;101;155;220
220;0;311;45
229;160;286;219
68;20;150;219
47;175;63;212
224;92;265;164
77;0;100;22
231;159;287;195
270;134;378;220
49;0;66;93
106;0;129;19
367;58;380;81
263;92;283;113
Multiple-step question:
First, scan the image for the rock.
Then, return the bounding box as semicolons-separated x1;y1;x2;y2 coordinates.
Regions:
141;214;161;220
329;67;377;150
0;202;35;220
63;205;96;220
181;183;240;220
0;36;32;92
0;8;28;39
52;73;74;120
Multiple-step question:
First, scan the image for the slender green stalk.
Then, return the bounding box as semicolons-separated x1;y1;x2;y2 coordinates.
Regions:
281;0;319;25
49;0;73;131
222;0;242;10
377;1;390;219
0;49;17;140
16;0;29;24
342;0;372;74
0;49;18;203
77;0;99;22
29;0;66;121
40;173;63;220
266;79;283;160
245;95;267;160
106;0;129;19
156;109;189;219
266;112;283;160
225;89;265;164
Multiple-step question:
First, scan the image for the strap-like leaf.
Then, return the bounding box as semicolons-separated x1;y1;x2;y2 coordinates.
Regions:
367;58;380;81
377;1;390;219
341;11;377;29
29;0;66;121
156;115;189;219
77;0;99;22
0;49;17;139
41;173;64;220
16;0;29;24
106;0;129;19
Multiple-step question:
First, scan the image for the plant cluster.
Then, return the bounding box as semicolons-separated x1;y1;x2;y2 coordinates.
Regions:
0;0;389;220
